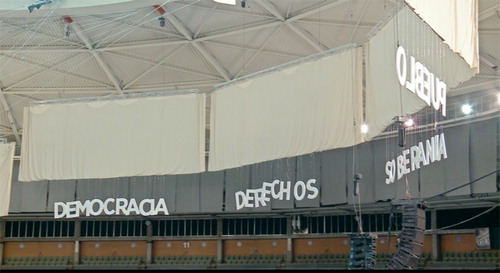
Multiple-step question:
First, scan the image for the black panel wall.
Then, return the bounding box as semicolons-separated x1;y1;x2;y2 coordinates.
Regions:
200;171;224;213
295;153;321;208
270;158;295;209
46;180;77;212
441;125;471;196
348;142;376;205
8;117;498;215
320;148;348;205
469;118;498;193
175;174;201;213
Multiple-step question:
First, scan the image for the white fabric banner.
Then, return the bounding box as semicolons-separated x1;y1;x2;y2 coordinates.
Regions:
19;93;206;181
405;0;479;73
364;4;476;140
209;47;363;171
0;143;16;217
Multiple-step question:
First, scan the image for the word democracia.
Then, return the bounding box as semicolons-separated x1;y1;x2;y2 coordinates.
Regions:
235;179;319;210
54;198;169;219
385;133;447;184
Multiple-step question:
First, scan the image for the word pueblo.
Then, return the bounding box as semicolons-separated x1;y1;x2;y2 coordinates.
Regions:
396;45;447;116
235;179;319;210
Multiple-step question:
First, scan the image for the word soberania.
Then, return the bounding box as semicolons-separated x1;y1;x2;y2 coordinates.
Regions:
385;133;447;184
54;198;169;219
235;179;319;210
396;45;447;116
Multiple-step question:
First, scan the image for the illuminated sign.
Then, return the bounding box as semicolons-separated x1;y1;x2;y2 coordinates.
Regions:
235;179;319;210
396;45;447;116
54;198;169;219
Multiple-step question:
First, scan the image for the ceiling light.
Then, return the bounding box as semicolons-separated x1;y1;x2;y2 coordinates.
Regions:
404;118;414;127
214;0;236;5
461;104;472;115
360;124;368;134
393;115;413;127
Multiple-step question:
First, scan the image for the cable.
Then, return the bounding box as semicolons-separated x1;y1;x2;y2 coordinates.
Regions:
424;169;500;201
431;204;499;231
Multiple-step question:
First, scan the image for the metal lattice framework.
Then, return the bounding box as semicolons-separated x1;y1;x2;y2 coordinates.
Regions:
0;0;498;147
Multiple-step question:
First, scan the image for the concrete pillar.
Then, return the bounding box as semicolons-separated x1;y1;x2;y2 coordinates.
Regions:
286;217;293;263
216;218;223;264
146;243;152;265
146;220;153;265
0;220;4;265
431;210;439;261
74;220;81;265
74;241;80;265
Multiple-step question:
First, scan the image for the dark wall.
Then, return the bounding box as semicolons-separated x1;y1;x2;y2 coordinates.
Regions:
9;117;498;215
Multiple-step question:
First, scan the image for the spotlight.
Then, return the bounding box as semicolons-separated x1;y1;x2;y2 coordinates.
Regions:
404;118;414;127
461;104;472;115
394;116;414;128
158;17;165;27
360;124;369;134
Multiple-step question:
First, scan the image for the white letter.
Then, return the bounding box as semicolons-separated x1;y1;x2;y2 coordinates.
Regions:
420;66;431;105
89;199;104;216
127;198;140;215
294;181;306;201
397;155;405;180
385;160;395;184
406;56;416;93
235;191;246;210
402;149;411;175
154;198;169;215
436;79;447;116
77;200;91;217
429;72;435;108
418;142;429;166
54;202;68;219
425;137;436;163
66;201;79;218
103;198;115;215
270;180;281;199
245;190;256;208
410;145;421;171
306;179;319;199
414;61;424;99
281;181;292;200
255;184;271;208
396;46;407;86
139;199;154;216
115;198;128;215
437;133;448;160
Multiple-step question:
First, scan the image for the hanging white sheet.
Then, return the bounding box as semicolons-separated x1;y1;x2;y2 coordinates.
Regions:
209;47;363;172
405;0;479;73
0;142;16;217
364;4;477;140
19;92;206;181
